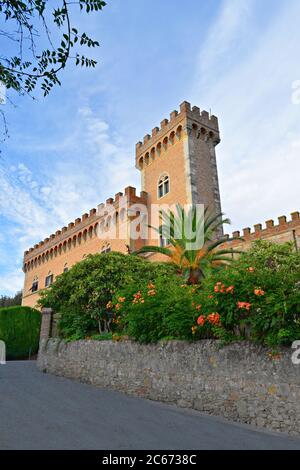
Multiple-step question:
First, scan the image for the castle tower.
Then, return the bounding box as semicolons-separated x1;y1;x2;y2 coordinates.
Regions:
135;101;222;220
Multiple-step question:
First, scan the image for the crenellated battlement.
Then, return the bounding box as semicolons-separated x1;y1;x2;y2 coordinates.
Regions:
223;211;300;247
23;186;148;266
135;101;219;170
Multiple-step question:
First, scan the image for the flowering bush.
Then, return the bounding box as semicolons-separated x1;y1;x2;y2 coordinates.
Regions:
38;252;175;339
110;277;199;343
111;241;300;347
190;241;300;347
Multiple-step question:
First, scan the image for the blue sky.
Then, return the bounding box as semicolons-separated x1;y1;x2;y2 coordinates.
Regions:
0;0;300;295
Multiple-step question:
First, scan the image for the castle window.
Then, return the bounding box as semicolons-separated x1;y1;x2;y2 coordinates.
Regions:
31;278;39;293
101;243;111;254
45;273;53;288
158;174;170;199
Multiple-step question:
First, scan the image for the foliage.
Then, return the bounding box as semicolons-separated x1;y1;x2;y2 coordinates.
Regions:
0;305;41;359
190;241;300;347
0;1;106;98
38;252;175;339
89;332;112;341
112;241;300;347
0;290;22;307
134;204;240;284
110;276;199;343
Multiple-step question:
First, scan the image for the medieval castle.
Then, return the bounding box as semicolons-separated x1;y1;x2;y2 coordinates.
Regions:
22;101;300;307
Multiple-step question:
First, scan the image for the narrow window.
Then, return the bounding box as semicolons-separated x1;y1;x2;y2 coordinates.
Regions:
101;244;111;254
45;273;53;288
158;175;170;199
31;280;39;292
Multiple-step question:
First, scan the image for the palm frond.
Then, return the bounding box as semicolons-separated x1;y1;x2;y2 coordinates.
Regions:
133;245;173;257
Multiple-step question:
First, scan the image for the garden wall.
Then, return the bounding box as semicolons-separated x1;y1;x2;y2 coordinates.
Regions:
38;332;300;437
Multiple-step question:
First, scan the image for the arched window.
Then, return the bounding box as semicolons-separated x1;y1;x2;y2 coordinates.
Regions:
158;174;170;199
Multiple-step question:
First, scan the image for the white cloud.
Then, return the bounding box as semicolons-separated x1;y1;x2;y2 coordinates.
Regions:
196;0;255;82
0;269;24;296
192;0;300;232
0;105;139;294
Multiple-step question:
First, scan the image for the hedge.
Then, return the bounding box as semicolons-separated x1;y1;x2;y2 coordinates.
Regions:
0;306;41;359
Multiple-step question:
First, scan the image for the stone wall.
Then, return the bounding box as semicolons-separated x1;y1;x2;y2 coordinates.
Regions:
37;337;300;437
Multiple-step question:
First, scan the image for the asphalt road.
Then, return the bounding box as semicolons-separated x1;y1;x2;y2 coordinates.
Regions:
0;361;299;450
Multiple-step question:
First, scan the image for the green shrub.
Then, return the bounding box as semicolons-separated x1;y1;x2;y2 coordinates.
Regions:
0;306;41;359
111;276;198;343
38;252;175;340
190;241;300;347
111;241;300;347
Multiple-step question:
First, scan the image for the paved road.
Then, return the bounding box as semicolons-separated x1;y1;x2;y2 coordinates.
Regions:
0;361;299;450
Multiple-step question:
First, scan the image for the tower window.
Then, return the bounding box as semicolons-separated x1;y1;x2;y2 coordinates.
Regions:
158;174;170;199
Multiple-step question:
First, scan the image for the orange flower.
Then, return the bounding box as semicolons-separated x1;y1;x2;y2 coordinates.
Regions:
118;296;126;303
254;288;265;296
208;295;213;299
197;315;206;326
237;301;251;311
148;283;155;289
214;286;219;293
115;303;121;311
248;267;255;273
207;312;221;325
106;301;113;309
226;285;234;294
148;289;156;296
191;326;198;335
196;305;202;311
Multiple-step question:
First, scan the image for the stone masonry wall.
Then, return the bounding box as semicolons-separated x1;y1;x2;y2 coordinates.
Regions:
38;337;300;437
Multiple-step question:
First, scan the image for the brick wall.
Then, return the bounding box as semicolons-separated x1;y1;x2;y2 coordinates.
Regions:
221;211;300;252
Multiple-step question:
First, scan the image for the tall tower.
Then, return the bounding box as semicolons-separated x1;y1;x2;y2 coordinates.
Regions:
135;101;222;223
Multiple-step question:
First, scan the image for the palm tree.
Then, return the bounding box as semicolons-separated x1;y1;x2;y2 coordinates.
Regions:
134;204;241;284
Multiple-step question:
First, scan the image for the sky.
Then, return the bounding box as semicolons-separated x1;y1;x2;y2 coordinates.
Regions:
0;0;300;295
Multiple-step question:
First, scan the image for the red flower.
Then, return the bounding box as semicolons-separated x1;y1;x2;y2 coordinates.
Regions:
207;312;221;326
197;315;206;326
226;285;234;294
196;304;202;311
254;288;265;296
237;301;251;311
